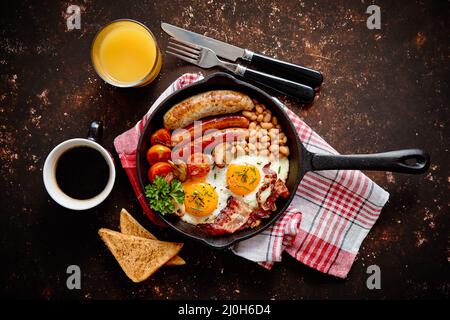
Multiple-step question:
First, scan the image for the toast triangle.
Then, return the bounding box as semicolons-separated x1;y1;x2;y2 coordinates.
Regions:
119;208;186;266
98;228;182;282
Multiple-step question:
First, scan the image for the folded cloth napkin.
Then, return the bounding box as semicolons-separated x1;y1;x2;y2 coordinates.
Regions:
114;73;390;278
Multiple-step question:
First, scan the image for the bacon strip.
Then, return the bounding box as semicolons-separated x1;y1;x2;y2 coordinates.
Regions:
238;209;271;230
198;197;253;236
256;164;277;210
257;164;290;211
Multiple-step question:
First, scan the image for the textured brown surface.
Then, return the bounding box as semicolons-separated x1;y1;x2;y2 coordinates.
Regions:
0;0;448;299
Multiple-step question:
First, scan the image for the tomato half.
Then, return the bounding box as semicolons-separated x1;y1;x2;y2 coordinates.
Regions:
146;144;171;166
148;162;173;183
150;128;172;146
187;153;211;179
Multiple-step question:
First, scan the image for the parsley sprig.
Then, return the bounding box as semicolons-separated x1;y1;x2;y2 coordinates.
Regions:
145;176;184;215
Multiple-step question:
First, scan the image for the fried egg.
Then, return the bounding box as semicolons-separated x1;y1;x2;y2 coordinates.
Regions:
226;155;289;208
180;181;219;224
180;155;289;225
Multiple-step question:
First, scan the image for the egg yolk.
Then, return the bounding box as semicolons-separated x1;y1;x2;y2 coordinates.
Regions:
226;164;261;195
183;182;218;217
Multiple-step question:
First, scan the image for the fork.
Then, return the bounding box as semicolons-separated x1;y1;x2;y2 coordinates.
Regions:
166;38;315;103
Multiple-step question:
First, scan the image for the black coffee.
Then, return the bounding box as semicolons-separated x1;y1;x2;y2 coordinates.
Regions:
55;146;109;200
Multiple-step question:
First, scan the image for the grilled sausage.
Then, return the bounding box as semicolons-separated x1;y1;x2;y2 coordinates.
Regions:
171;115;250;146
171;128;249;161
163;90;255;130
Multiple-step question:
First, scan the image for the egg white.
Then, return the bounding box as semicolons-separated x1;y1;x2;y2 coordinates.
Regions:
180;155;290;225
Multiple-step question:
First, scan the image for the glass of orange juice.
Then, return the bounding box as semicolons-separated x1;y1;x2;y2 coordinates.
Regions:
91;19;162;87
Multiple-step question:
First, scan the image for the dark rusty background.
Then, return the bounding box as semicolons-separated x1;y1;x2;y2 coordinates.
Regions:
0;0;448;299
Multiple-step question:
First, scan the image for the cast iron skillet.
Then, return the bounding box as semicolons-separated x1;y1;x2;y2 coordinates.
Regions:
137;72;430;249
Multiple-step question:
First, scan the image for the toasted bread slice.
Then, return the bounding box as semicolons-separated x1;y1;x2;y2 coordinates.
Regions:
119;208;186;266
98;228;182;283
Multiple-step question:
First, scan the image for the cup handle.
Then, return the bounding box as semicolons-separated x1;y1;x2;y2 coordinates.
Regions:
87;121;103;143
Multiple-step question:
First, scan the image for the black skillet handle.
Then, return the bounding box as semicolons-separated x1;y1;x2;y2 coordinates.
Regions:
241;67;315;104
247;52;324;88
311;149;430;174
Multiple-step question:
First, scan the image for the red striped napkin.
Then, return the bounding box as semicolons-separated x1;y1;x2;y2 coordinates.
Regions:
113;73;201;227
114;73;390;278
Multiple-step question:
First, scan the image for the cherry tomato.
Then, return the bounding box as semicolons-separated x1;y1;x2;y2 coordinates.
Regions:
148;162;173;183
151;128;172;147
187;153;211;179
146;144;171;166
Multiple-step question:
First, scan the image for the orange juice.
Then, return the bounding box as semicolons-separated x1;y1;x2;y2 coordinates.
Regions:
91;20;162;87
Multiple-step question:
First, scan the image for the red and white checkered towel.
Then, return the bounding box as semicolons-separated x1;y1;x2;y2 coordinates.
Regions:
114;73;390;278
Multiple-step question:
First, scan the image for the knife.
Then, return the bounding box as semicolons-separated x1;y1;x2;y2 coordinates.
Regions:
161;22;323;88
166;37;315;102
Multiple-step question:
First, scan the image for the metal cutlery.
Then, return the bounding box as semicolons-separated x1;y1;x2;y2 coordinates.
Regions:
166;38;315;103
162;22;323;88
